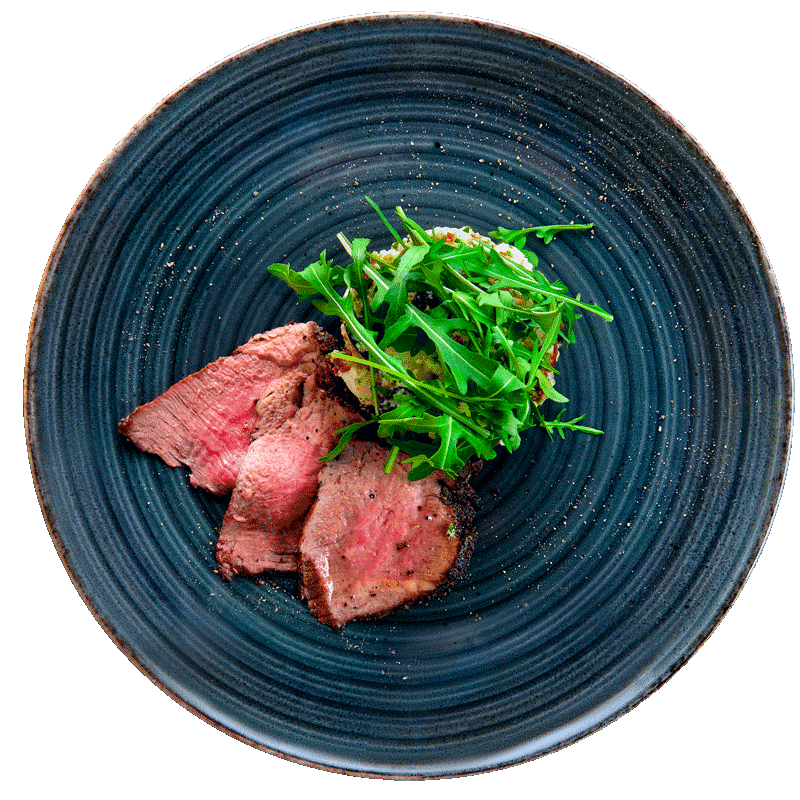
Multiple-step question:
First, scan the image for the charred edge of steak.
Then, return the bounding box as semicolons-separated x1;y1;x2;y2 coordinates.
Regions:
314;354;364;417
426;470;482;599
307;320;337;356
306;324;368;417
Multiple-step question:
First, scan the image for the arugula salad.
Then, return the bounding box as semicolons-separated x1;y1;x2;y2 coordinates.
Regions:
269;199;612;481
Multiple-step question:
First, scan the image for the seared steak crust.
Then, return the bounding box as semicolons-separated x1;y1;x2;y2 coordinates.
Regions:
299;440;479;629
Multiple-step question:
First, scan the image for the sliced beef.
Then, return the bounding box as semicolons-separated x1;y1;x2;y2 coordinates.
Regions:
299;440;479;629
215;369;363;579
119;322;334;494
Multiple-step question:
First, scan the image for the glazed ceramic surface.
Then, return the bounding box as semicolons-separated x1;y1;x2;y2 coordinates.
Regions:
26;15;792;777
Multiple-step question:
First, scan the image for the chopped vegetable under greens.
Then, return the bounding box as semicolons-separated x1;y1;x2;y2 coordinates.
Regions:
268;199;612;481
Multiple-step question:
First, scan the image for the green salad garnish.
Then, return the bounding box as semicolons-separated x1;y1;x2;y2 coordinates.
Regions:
268;199;612;480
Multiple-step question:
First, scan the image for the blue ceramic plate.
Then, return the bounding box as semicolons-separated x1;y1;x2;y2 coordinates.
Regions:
26;15;792;778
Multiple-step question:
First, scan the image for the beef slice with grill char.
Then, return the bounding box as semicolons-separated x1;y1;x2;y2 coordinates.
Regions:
118;322;334;494
299;440;479;629
215;369;364;579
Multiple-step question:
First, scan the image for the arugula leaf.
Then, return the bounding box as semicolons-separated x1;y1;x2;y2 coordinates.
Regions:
409;308;496;393
489;222;594;247
365;196;401;242
383;244;429;327
533;408;604;439
268;201;612;479
320;419;374;462
533;223;594;245
267;262;318;299
536;371;570;403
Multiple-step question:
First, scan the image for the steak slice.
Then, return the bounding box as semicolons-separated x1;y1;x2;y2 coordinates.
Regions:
119;322;334;494
299;440;479;629
215;369;364;579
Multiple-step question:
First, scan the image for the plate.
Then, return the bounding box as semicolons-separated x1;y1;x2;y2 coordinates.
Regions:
25;15;792;778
